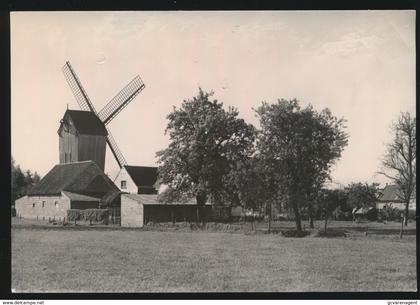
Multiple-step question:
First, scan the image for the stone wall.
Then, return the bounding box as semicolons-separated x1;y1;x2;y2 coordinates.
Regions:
121;195;144;227
15;194;70;221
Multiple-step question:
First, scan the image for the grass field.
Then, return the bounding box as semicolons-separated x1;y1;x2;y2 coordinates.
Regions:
12;220;417;292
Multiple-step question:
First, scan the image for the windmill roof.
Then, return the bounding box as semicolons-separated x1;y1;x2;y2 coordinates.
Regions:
64;109;107;136
124;165;158;187
27;161;118;196
378;184;404;202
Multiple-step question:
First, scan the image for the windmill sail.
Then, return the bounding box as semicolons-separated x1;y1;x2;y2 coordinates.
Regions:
106;127;127;168
62;61;98;114
61;60;144;169
97;75;145;125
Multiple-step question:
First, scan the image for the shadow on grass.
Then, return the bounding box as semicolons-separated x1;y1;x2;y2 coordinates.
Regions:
281;230;311;238
314;229;348;238
332;226;416;236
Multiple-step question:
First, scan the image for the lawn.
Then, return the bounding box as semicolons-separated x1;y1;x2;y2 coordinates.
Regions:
11;220;416;292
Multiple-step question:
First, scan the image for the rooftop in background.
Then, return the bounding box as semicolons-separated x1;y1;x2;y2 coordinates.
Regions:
122;193;207;205
60;109;108;136
124;165;158;187
378;184;404;202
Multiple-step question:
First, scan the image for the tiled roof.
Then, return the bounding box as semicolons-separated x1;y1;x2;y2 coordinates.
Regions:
378;184;404;202
62;191;101;202
122;194;200;205
27;161;118;196
124;165;158;187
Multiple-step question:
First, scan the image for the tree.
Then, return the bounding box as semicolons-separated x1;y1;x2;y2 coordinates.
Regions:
156;89;255;221
346;182;379;210
157;186;189;204
33;172;41;185
379;112;416;226
11;157;42;205
317;189;341;233
255;99;348;232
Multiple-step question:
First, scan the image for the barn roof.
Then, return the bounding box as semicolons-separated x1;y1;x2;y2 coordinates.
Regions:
124;165;158;187
378;184;404;202
27;161;118;196
101;189;121;205
64;109;107;136
62;191;101;202
122;194;201;205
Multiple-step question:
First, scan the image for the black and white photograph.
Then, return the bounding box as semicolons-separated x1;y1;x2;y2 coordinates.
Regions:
10;10;416;293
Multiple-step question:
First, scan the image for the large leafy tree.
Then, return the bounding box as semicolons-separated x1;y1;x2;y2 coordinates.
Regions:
346;182;379;210
379;112;416;226
255;99;348;232
156;89;255;221
11;157;42;205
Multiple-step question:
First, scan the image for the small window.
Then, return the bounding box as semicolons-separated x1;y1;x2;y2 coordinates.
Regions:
55;201;59;208
121;180;127;189
32;203;35;208
42;201;45;208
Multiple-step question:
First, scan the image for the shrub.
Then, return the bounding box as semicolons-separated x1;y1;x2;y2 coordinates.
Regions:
315;229;347;238
212;206;231;222
378;207;403;222
408;209;416;220
332;207;353;221
281;230;311;238
67;209;109;224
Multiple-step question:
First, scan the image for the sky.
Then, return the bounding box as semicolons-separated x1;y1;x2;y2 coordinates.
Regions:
11;11;416;187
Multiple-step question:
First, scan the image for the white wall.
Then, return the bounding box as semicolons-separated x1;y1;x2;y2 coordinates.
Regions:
113;167;138;193
376;201;413;211
15;195;70;220
121;195;144;227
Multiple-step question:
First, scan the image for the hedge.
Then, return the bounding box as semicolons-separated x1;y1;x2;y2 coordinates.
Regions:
67;209;109;223
378;207;403;222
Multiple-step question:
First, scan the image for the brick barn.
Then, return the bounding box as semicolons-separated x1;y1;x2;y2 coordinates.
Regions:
120;194;212;227
15;161;120;221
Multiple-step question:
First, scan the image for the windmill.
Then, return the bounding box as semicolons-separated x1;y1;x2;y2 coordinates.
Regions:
61;61;145;169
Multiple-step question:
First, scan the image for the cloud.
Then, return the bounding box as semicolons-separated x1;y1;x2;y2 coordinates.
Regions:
317;32;385;58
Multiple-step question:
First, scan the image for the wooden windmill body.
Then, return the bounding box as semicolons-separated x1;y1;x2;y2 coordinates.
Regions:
59;61;145;171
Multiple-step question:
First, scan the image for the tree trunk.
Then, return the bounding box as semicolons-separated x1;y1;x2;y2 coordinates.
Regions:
196;205;200;223
268;203;272;234
308;202;314;229
324;211;328;234
400;213;405;239
404;201;409;226
292;199;302;232
196;189;207;223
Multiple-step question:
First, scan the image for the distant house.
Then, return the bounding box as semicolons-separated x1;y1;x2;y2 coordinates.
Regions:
15;161;120;221
376;184;416;211
114;165;159;194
